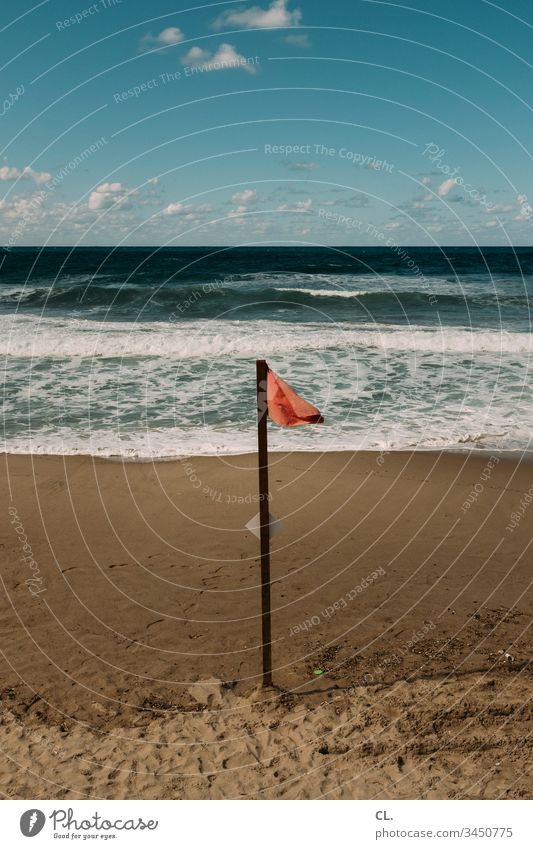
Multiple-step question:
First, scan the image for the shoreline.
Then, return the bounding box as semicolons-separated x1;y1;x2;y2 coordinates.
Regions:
3;445;533;463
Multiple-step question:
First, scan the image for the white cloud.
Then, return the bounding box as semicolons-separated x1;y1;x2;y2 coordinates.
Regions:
88;178;162;212
228;188;258;217
277;198;312;212
157;27;185;45
213;0;301;29
140;27;185;51
164;202;189;216
284;33;310;47
384;222;401;231
0;165;51;185
485;203;512;214
438;178;457;197
485;219;501;228
163;202;213;221
182;46;209;64
421;176;431;185
232;188;257;205
515;194;533;220
88;182;128;211
0;193;47;223
229;205;248;218
0;166;22;181
23;166;50;185
181;43;257;74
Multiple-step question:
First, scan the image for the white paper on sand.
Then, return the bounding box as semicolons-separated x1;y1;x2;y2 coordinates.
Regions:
245;511;283;539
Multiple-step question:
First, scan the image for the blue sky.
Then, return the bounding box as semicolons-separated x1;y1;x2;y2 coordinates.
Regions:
1;0;533;246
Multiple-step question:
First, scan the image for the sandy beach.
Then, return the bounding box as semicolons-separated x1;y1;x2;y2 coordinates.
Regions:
1;450;532;799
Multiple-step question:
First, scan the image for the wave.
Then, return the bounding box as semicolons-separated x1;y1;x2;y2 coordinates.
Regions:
3;423;531;459
1;316;532;358
275;287;373;298
1;281;531;320
273;286;533;306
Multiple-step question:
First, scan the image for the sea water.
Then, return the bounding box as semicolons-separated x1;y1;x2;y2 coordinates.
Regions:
1;246;532;457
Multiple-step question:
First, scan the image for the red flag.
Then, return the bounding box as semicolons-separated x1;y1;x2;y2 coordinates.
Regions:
267;367;324;427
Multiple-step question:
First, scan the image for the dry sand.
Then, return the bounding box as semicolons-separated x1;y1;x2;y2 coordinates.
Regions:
0;450;532;799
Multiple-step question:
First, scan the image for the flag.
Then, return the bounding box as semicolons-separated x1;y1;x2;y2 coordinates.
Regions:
267;367;324;427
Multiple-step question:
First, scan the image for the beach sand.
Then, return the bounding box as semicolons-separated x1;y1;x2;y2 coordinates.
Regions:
1;450;532;799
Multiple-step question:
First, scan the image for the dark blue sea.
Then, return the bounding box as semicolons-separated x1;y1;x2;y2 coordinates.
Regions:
2;246;532;456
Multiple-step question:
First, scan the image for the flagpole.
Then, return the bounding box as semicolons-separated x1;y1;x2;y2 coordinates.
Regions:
256;359;272;687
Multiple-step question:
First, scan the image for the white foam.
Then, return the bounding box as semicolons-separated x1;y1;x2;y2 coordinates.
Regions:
4;421;531;458
1;315;532;358
274;287;373;298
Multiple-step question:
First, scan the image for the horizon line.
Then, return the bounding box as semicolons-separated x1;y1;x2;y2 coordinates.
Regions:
2;244;532;250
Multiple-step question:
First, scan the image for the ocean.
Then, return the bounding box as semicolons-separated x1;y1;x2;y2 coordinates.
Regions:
2;246;532;457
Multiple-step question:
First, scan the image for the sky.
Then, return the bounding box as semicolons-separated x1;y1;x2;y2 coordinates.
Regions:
1;0;533;246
